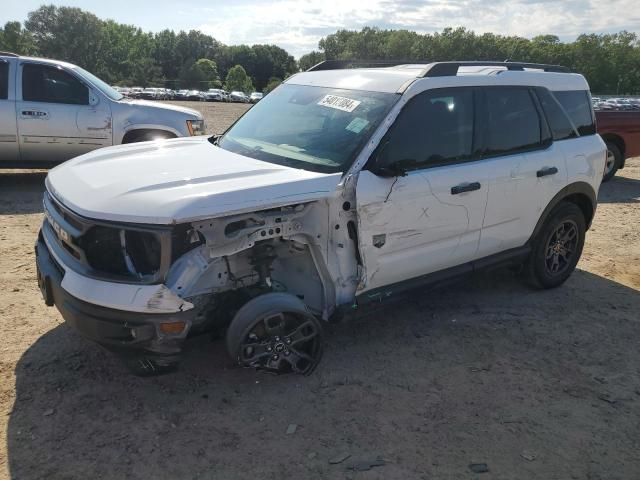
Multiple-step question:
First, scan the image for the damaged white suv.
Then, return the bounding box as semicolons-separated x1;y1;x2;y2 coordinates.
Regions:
36;61;606;375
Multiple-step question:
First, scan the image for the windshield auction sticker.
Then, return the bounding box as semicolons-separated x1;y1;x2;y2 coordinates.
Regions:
318;95;361;112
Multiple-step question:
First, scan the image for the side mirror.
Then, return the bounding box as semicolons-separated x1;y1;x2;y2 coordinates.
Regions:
88;90;99;106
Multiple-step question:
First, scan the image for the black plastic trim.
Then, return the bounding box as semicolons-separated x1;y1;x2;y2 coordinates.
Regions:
528;182;597;241
355;245;531;306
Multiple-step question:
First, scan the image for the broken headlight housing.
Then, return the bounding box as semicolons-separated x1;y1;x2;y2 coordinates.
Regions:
79;226;162;278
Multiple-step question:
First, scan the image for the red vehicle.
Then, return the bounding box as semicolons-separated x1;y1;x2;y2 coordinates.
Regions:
596;110;640;181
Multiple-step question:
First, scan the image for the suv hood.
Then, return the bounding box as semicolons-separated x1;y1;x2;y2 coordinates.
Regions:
46;136;342;224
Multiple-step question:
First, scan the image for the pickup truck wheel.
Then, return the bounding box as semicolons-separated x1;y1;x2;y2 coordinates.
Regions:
226;293;323;375
525;202;585;289
603;142;621;182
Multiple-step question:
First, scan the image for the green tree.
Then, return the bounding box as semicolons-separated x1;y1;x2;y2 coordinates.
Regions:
179;58;220;89
25;5;104;71
0;21;36;54
263;76;282;94
298;51;324;71
225;65;254;92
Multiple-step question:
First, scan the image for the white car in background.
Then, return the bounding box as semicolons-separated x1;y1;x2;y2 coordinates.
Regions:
0;52;205;166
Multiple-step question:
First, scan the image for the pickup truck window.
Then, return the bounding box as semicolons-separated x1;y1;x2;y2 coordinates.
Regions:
0;62;7;100
22;64;88;105
72;66;123;101
554;90;596;136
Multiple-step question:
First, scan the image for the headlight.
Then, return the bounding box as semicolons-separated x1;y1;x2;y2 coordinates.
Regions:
186;119;205;136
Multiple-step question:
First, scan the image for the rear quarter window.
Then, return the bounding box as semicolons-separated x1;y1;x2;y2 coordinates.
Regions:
535;88;577;141
553;90;596;136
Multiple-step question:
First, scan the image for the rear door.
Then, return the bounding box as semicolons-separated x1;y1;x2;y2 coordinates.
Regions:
0;58;19;162
478;86;568;257
356;87;489;293
16;62;112;163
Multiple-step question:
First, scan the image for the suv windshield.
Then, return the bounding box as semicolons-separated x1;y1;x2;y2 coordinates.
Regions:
72;66;124;101
218;84;399;173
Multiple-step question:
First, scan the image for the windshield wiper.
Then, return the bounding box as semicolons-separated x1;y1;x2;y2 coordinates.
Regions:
209;134;221;146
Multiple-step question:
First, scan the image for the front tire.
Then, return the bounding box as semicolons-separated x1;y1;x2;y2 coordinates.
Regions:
226;293;324;375
525;202;586;289
603;142;621;182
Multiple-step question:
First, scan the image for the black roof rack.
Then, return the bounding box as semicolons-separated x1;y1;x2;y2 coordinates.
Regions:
306;60;571;76
0;51;19;57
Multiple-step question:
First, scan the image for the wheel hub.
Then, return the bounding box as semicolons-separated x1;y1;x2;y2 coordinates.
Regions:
237;312;322;375
545;220;578;276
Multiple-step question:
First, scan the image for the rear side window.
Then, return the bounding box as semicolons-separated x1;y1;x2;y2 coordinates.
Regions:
378;87;475;168
553;90;595;136
535;88;577;141
483;87;542;156
0;62;8;100
22;64;88;105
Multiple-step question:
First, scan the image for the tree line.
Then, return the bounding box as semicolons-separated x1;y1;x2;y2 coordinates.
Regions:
0;5;295;92
1;6;639;94
301;27;640;94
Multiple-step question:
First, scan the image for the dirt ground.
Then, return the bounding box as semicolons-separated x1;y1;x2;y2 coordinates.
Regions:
1;102;639;480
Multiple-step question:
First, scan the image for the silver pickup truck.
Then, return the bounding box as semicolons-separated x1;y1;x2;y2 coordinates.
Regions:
0;52;206;167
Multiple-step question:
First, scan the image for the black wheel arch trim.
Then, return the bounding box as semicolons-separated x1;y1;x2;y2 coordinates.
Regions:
528;181;597;244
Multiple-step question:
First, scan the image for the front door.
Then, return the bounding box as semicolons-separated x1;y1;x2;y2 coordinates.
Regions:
16;62;112;164
355;87;488;294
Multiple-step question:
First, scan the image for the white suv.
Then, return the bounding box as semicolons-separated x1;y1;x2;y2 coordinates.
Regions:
35;61;606;375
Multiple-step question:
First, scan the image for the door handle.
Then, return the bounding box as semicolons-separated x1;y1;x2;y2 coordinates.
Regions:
536;166;558;177
21;110;48;119
451;182;481;195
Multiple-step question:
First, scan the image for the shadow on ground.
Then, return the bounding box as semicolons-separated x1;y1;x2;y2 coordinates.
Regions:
598;171;640;204
0;171;47;215
7;269;640;479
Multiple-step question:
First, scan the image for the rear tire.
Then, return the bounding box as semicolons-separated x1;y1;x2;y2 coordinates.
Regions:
525;202;586;289
603;142;621;182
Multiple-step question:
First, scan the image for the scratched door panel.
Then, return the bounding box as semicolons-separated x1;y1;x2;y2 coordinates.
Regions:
355;162;488;293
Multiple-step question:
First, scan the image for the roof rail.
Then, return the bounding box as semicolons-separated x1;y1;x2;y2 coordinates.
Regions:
0;51;19;57
306;59;571;75
421;61;571;77
307;59;426;71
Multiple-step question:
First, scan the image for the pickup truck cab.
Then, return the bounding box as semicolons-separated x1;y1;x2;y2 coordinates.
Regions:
595;109;640;181
0;52;205;167
35;61;606;376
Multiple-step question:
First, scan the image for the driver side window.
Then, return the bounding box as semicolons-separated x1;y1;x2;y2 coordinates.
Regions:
22;64;89;105
377;87;475;170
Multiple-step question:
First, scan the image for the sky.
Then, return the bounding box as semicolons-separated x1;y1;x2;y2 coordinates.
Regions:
2;0;640;58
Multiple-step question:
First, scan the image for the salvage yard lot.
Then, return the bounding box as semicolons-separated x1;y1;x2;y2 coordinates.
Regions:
1;101;639;479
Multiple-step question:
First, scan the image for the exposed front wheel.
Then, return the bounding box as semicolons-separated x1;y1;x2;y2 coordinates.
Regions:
603;142;621;182
226;293;323;375
525;202;586;289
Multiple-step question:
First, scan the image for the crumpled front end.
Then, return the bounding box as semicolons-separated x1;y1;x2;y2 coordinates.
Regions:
36;190;198;373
